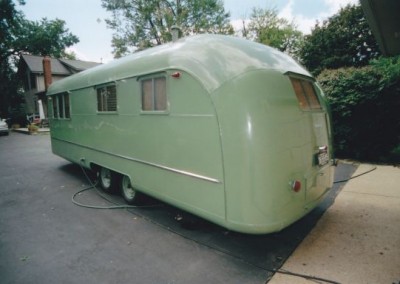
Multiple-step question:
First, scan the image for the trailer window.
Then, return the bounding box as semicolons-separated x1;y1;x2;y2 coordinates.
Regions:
58;94;64;118
290;78;321;111
97;85;117;112
64;93;70;118
52;92;70;119
52;96;58;118
141;77;167;111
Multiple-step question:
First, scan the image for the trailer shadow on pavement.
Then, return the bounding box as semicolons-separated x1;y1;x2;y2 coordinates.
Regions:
67;159;357;282
0;133;356;284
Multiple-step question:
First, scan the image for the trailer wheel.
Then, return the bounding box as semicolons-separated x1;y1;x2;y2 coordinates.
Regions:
120;175;139;204
98;167;118;193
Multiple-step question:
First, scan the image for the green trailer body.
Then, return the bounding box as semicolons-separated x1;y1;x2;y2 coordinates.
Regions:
47;35;335;234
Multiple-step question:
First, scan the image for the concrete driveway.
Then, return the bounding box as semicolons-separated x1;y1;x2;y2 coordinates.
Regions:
269;164;400;284
0;133;355;284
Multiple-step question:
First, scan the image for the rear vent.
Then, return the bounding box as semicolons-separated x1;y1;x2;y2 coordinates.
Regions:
290;78;322;111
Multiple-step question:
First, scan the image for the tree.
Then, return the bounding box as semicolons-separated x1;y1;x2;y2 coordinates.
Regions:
299;4;380;75
244;7;303;57
0;0;25;119
0;0;79;118
1;2;79;60
15;18;79;58
61;50;77;60
101;0;234;57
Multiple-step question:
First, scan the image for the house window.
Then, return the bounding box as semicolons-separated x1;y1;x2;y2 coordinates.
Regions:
141;77;167;111
290;78;322;111
52;92;70;119
97;84;117;112
30;73;37;89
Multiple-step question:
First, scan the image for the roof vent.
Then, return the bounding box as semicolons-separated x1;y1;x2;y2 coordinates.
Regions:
171;25;181;42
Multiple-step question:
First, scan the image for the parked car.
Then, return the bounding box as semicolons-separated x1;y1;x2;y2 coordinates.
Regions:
0;119;10;136
0;119;10;135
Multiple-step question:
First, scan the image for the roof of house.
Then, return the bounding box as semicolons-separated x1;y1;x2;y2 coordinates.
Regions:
20;54;101;75
59;58;102;72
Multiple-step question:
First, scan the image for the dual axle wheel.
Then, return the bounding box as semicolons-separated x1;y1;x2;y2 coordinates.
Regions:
98;167;139;204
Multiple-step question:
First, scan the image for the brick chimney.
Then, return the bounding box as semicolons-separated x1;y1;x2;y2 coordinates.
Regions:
42;56;52;91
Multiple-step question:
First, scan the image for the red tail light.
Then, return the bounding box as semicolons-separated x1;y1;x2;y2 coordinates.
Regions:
291;180;302;192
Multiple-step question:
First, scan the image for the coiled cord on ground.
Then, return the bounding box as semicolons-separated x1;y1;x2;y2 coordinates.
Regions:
71;165;160;209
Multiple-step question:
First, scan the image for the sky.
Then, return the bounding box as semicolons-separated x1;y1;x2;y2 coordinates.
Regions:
19;0;358;63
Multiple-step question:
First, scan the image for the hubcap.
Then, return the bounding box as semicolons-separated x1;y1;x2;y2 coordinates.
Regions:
122;176;135;200
100;168;111;188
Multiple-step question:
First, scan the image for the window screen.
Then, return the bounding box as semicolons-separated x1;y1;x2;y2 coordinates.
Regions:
290;78;321;111
141;77;167;111
97;85;117;112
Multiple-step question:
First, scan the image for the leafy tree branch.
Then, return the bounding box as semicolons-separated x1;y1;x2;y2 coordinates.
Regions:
101;0;233;57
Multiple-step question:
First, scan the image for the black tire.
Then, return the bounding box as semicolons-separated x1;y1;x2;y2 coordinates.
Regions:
120;175;140;204
98;167;118;193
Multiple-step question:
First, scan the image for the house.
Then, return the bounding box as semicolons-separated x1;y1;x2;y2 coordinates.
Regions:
18;54;101;121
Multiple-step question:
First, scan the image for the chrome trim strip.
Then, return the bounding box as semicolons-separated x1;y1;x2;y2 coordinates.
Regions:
52;137;221;184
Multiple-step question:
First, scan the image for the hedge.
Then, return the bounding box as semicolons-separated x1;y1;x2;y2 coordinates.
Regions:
317;56;400;163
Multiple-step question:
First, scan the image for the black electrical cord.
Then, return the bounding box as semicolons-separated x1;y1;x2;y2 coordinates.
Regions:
71;165;160;209
273;269;340;284
72;186;144;209
333;165;377;184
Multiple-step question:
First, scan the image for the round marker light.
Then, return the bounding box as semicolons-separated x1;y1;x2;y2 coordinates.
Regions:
292;180;302;192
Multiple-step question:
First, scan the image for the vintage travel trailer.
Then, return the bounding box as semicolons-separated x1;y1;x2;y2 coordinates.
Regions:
47;34;335;234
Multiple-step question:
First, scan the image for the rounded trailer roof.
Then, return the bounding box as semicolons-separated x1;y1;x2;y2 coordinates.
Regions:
48;34;311;95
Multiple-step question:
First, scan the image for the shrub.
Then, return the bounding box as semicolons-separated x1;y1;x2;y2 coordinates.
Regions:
28;124;39;133
317;56;400;163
